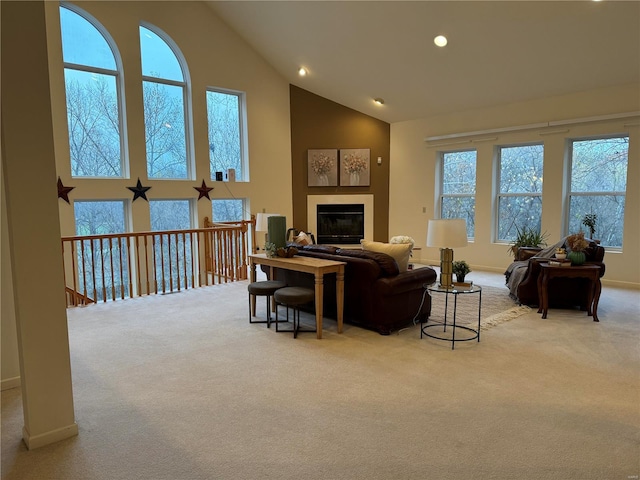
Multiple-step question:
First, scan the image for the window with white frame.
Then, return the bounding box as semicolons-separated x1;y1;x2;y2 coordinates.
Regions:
60;5;125;177
206;89;245;181
149;199;192;231
140;25;190;179
150;199;193;289
212;199;245;222
496;144;544;242
439;150;476;238
567;136;628;248
75;200;126;235
74;200;128;301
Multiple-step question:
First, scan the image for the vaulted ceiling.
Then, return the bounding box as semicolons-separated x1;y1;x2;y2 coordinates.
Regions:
206;1;640;124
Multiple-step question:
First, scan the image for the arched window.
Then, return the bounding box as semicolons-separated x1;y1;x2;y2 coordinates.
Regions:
60;4;126;177
140;25;191;179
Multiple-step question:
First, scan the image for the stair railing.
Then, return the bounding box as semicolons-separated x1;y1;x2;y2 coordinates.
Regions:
61;217;256;306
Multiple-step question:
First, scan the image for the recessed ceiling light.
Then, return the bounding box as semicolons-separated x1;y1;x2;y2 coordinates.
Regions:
434;35;448;47
298;67;307;76
374;98;385;105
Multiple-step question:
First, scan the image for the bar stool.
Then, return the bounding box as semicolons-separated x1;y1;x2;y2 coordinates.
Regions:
274;287;316;338
248;280;286;327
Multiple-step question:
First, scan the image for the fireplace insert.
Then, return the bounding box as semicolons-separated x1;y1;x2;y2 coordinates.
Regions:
316;204;364;245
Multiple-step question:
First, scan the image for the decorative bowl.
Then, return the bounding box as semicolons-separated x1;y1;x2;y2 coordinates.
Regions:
555;253;567;260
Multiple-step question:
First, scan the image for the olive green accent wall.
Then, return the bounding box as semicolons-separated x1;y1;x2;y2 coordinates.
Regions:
289;85;390;241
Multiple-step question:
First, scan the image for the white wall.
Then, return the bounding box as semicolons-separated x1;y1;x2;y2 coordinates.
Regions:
390;84;640;287
1;147;21;391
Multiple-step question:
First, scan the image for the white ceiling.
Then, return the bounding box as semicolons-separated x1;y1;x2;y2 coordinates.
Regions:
206;1;640;124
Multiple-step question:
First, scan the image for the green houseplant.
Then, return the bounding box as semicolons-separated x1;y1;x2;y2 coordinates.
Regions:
452;260;471;283
581;212;597;239
508;225;549;259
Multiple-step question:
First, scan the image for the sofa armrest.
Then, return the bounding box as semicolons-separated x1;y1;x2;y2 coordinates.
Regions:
375;266;437;295
517;247;543;261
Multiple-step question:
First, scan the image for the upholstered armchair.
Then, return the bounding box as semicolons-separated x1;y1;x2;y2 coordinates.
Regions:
505;238;605;308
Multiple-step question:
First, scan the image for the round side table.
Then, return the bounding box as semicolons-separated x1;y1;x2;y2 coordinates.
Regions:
421;283;482;350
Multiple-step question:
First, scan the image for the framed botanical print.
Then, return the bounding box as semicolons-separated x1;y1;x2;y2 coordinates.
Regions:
340;148;370;186
308;149;338;186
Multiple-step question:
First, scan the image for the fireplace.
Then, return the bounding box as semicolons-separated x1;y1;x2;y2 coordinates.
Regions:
316;204;364;244
307;194;374;246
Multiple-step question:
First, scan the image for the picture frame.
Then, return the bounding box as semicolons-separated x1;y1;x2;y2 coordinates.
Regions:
339;148;370;186
308;149;338;187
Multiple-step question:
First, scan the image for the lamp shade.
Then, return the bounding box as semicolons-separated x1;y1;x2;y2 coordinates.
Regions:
426;219;468;248
255;213;278;232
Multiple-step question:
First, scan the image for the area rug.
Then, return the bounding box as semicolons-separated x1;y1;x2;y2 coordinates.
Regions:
428;284;532;331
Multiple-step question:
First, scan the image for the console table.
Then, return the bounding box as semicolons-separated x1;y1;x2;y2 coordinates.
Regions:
421;283;482;350
249;254;346;339
537;263;602;322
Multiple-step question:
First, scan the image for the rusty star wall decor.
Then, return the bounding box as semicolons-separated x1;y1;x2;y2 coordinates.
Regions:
194;180;214;200
127;178;151;202
57;177;75;204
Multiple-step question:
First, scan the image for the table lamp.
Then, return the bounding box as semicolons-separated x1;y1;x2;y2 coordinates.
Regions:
255;213;278;250
426;218;468;288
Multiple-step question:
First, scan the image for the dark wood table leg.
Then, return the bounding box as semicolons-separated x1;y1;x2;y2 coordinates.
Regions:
592;276;601;322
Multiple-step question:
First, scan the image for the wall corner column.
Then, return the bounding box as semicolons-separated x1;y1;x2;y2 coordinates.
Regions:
1;0;78;449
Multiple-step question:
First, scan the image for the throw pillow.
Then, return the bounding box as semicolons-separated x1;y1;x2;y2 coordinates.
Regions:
293;231;313;246
360;240;412;273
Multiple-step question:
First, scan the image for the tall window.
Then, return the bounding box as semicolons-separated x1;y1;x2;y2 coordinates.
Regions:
496;144;544;241
60;5;125;177
150;200;192;231
140;25;190;179
150;200;193;289
74;201;128;301
568;136;628;248
439;150;476;238
206;89;245;181
212;199;245;222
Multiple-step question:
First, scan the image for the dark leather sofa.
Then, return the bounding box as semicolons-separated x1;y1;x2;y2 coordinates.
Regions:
262;245;437;335
505;238;605;308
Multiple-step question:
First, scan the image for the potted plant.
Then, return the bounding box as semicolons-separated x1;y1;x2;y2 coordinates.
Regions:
452;260;471;283
566;231;589;265
581;212;597;240
507;225;549;259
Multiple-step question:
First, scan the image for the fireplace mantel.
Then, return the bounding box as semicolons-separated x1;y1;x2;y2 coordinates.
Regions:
307;194;374;244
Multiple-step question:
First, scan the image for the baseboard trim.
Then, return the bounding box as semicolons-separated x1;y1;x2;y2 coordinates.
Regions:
1;376;21;391
601;278;640;290
23;422;79;450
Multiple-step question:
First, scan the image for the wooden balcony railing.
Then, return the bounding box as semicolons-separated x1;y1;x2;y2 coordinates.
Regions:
62;217;256;307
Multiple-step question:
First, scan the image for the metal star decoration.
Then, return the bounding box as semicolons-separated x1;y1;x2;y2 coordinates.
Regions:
127;178;151;202
194;180;214;200
57;177;75;204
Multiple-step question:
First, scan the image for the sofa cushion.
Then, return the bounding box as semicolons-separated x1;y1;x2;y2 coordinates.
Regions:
336;248;400;277
360;240;412;273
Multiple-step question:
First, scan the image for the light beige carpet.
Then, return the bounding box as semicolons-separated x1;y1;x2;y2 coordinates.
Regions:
427;284;532;332
2;273;639;480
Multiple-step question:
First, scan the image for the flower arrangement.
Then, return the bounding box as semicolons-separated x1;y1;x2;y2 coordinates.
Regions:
265;241;277;258
311;153;334;176
390;235;415;248
566;231;589;252
342;152;367;174
390;235;415;257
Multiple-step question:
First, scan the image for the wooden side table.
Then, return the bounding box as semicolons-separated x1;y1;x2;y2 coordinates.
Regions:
537;263;602;322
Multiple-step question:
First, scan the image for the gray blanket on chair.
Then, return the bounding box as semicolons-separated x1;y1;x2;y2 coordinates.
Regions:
504;239;566;301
